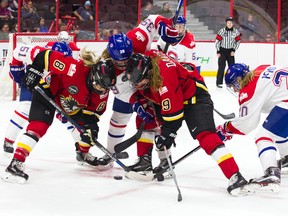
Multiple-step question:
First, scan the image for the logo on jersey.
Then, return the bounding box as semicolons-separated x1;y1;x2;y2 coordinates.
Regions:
59;95;86;114
53;60;65;71
68;85;78;94
96;101;107;112
239;92;248;102
159;86;168;95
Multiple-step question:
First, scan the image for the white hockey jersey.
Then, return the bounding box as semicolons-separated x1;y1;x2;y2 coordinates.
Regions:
229;65;288;134
157;30;200;68
127;14;174;53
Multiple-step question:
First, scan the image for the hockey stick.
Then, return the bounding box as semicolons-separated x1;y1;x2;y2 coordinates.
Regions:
213;108;235;120
114;120;145;153
163;0;184;53
34;86;152;181
164;146;183;202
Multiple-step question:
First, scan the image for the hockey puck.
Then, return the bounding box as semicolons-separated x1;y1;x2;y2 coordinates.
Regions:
114;175;123;180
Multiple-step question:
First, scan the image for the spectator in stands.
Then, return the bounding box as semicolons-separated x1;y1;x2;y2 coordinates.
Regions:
10;22;18;32
109;28;118;36
72;24;94;40
0;22;10;40
98;28;110;40
140;1;153;20
274;31;288;42
59;22;67;31
73;0;93;22
0;0;14;20
265;34;273;42
21;0;40;20
159;2;173;19
44;4;56;20
243;14;256;39
39;17;48;32
248;34;255;41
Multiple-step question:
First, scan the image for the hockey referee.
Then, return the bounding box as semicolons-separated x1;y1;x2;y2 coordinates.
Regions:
215;17;241;88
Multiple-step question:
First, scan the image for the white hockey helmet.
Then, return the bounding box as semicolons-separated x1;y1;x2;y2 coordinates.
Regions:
57;31;69;42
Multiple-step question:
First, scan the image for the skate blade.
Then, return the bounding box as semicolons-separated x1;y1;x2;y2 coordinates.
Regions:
229;186;251;196
246;182;280;193
97;163;114;171
125;171;154;182
1;172;27;184
76;161;102;171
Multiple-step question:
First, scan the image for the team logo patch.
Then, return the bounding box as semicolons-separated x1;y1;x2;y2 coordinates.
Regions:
68;86;78;94
53;60;65;71
159;86;168;95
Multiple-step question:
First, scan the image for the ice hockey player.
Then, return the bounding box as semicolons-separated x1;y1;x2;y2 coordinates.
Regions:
217;63;288;193
3;48;116;183
3;42;73;156
123;52;250;196
157;15;201;73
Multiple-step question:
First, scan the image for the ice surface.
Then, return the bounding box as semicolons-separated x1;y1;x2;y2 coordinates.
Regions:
0;77;287;216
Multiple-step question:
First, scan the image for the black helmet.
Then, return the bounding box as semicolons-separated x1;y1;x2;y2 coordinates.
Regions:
87;60;116;94
122;53;152;84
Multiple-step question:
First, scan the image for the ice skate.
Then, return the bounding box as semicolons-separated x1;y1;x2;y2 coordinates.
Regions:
227;172;249;196
97;154;114;171
247;167;281;193
76;151;100;167
3;140;14;157
280;155;288;174
2;158;29;184
75;142;99;167
153;156;173;180
128;153;152;175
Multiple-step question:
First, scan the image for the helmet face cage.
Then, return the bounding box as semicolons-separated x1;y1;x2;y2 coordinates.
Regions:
225;63;249;92
52;41;72;57
57;31;70;43
88;60;116;94
107;33;133;61
125;53;151;86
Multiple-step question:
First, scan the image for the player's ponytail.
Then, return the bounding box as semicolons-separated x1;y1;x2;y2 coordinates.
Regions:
80;48;100;67
150;55;163;92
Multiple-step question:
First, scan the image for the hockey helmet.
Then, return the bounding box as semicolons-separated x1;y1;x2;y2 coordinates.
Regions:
107;33;133;61
52;41;72;57
87;60;116;94
123;53;152;87
176;15;186;25
57;31;70;43
225;63;249;91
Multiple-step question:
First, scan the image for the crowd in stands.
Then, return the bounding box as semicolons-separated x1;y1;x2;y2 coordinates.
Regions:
1;0;287;42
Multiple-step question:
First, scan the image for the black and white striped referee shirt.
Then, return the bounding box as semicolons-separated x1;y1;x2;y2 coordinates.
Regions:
215;27;241;53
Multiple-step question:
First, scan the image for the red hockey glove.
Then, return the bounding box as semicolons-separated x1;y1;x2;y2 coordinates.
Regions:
216;122;233;142
158;22;179;44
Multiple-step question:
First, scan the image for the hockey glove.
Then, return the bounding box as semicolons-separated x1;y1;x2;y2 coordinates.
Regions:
155;129;177;150
9;64;26;83
21;65;44;91
216;122;233;142
158;22;179;44
133;102;154;123
80;123;99;146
